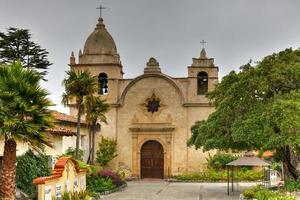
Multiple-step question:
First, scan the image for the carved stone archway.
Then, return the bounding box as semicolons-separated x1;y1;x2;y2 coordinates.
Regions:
131;128;173;179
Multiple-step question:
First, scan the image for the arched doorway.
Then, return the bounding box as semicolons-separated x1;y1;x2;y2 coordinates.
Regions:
141;140;164;179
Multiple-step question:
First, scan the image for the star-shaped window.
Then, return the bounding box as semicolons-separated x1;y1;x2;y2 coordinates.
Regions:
146;98;160;113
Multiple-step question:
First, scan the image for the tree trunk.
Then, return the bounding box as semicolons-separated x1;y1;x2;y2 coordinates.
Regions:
75;104;82;160
0;138;17;200
91;124;97;165
87;125;92;164
282;146;298;180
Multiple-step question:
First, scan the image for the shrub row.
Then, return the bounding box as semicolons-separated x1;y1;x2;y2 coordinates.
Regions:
172;169;263;182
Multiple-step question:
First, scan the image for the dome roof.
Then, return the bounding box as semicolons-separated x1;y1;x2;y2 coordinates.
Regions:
83;18;117;55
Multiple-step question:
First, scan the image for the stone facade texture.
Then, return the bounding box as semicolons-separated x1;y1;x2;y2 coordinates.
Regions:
69;17;219;178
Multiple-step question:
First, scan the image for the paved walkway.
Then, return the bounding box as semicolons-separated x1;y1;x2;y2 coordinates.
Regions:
100;180;256;200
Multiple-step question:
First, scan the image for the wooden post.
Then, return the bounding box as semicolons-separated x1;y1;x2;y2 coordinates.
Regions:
227;166;230;195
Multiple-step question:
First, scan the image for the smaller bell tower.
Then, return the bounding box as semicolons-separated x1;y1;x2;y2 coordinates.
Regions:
187;47;218;103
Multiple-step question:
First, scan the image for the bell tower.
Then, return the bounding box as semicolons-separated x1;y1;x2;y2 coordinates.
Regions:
69;17;123;107
187;48;218;103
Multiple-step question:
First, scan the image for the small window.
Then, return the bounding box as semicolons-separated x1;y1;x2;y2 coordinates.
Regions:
98;73;108;95
197;72;208;95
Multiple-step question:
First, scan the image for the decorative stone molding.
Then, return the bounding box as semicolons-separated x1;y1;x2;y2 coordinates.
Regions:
144;57;161;74
129;126;175;132
117;73;186;106
139;90;167;120
182;102;213;107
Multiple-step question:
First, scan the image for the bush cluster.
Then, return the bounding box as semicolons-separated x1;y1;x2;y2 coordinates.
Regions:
87;169;124;196
96;136;117;166
284;180;300;192
206;153;238;170
243;185;295;200
16;150;51;199
172;169;263;182
98;170;123;187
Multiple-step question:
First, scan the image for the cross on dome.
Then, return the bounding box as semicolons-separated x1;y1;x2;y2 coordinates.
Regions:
200;40;207;49
96;4;106;18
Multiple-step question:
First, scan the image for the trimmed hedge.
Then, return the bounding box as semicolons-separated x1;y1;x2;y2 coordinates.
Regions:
172;169;263;182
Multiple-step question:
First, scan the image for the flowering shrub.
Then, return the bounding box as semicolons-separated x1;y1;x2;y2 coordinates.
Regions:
87;169;125;196
98;170;123;187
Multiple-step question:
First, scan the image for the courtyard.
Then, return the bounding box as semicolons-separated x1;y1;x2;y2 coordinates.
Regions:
100;181;256;200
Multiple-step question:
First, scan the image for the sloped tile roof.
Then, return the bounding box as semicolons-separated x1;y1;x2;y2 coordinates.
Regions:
47;126;76;137
51;110;86;124
33;157;87;185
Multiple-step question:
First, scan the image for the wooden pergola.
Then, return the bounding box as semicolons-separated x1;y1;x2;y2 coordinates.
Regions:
226;152;270;195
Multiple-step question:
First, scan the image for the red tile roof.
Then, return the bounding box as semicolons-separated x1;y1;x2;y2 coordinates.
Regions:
33;157;87;185
47;126;76;137
51;110;86;124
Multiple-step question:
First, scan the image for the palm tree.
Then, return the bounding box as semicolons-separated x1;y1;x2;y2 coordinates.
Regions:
62;70;97;159
84;95;110;164
0;63;53;200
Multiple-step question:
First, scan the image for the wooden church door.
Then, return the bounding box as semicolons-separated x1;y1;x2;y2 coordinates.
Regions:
141;140;164;179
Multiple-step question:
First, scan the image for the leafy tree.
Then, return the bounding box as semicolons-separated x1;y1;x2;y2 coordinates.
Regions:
188;48;300;180
0;63;53;199
96;136;117;167
62;70;97;159
85;95;110;164
0;27;52;77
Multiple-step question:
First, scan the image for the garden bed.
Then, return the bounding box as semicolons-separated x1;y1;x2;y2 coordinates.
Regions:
242;185;297;200
92;183;127;199
169;169;263;183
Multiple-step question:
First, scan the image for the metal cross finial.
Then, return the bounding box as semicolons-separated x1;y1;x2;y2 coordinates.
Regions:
96;4;106;18
200;40;207;49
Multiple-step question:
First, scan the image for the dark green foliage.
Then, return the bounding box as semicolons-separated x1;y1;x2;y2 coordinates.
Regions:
0;27;52;77
188;48;300;180
16;150;51;199
284;180;300;192
0;62;53;146
86;174;115;196
0;62;53;199
96;136;117;166
206;153;237;170
86;169;125;196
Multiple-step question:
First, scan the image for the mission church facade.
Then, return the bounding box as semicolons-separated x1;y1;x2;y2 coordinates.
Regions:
69;17;219;179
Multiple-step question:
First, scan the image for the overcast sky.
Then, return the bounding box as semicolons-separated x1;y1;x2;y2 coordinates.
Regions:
0;0;300;113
